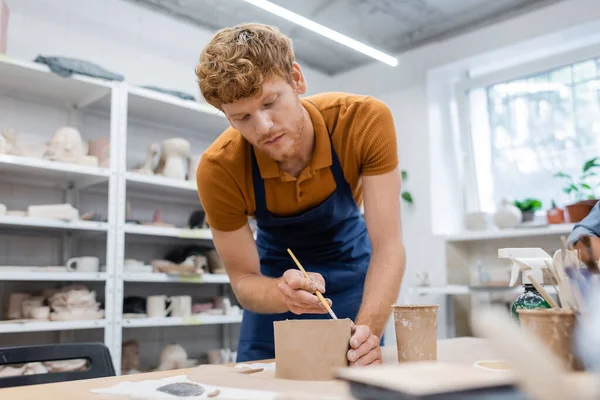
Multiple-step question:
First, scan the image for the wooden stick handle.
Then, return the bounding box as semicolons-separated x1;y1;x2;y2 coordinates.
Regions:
525;272;559;309
287;248;337;318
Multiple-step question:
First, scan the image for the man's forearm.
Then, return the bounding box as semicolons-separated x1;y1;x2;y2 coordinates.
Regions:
355;242;406;338
233;274;289;314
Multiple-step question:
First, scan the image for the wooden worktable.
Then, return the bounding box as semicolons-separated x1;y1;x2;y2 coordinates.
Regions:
0;338;500;399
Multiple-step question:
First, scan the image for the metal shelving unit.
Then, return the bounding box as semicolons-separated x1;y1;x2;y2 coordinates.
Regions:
0;57;235;375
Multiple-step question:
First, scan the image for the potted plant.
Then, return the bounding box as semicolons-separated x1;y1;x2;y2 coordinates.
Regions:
546;200;566;225
513;198;542;222
401;170;413;205
554;156;600;223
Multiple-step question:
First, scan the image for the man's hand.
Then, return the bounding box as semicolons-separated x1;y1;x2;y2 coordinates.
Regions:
573;234;600;270
277;270;332;315
347;323;382;367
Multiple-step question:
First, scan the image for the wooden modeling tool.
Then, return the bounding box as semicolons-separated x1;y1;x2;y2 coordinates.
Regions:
287;248;338;320
524;272;559;309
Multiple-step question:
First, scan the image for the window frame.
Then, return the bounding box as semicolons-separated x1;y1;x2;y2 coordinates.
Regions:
454;42;600;213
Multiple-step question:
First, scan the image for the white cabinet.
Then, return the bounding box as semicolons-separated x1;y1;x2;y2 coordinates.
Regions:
0;57;237;374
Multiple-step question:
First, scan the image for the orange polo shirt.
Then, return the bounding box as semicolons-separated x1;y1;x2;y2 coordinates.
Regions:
196;92;398;232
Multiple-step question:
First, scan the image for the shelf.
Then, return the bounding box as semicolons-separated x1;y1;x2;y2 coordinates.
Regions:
0;319;108;333
408;284;556;296
0;154;110;186
122;314;242;328
125;172;199;200
0;56;112;109
0;271;107;281
123;272;229;284
124;224;212;239
126;85;229;135
0;215;109;232
443;223;575;242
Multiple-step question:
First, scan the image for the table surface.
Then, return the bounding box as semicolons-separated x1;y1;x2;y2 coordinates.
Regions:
0;337;501;399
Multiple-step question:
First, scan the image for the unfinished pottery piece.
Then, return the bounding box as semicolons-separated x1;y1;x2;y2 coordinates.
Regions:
27;203;79;220
156;344;195;371
45;126;88;164
393;304;439;362
274;318;351;381
517;308;578;370
30;306;50;320
1;129;22;155
21;296;45;319
121;340;140;373
156;138;190;180
88;137;110;168
0;203;6;216
6;292;31;319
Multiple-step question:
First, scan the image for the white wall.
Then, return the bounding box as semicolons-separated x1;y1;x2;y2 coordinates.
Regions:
333;0;600;338
4;0;334;101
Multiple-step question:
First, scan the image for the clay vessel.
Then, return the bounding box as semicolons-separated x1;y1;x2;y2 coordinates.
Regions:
518;308;578;370
88;137;110;168
6;292;31;319
393;304;438;362
493;199;522;229
274;318;351;381
158;138;190;180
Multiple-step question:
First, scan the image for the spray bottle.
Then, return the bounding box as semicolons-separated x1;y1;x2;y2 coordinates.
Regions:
498;248;554;321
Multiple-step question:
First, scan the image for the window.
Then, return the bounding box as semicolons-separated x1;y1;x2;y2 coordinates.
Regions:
465;56;600;213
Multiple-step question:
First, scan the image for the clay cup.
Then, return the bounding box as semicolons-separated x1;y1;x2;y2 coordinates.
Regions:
392;304;439;362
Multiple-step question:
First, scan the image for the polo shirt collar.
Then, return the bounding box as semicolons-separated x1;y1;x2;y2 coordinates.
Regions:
253;98;332;179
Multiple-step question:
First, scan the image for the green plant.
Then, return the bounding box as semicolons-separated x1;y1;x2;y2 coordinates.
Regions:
554;156;600;202
513;198;542;213
401;170;413;205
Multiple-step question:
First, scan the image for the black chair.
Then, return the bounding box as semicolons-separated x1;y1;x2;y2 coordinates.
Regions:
0;342;115;388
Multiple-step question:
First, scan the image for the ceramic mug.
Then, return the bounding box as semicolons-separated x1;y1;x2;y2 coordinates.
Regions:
147;295;173;318
66;257;99;272
169;296;192;317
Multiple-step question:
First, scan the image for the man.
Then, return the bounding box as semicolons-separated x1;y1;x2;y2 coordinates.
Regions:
195;23;406;366
568;201;600;269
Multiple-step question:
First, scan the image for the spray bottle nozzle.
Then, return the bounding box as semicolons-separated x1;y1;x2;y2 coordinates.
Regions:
498;248;553;287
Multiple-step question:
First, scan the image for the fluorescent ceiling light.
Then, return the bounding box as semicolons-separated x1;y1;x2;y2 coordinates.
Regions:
243;0;398;67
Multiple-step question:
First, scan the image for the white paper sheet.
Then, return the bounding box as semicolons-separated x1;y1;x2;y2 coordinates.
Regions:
90;374;278;399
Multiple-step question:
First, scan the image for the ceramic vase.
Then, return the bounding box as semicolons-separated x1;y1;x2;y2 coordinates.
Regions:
88;138;110;168
493;199;522;229
159;138;190;180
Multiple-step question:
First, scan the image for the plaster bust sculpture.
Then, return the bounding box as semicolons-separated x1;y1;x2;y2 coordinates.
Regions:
44;126;88;164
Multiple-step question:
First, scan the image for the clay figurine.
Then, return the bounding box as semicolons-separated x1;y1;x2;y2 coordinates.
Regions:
156;344;197;371
1;129;22;155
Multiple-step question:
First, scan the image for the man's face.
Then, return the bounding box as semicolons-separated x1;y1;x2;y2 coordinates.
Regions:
222;64;307;162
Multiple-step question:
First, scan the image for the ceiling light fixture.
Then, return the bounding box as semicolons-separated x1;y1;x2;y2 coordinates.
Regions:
243;0;398;67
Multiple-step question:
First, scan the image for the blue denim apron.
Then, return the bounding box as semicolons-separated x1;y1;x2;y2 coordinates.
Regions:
236;126;373;362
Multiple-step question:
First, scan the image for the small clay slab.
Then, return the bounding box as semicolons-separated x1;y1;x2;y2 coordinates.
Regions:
156;382;205;397
274;318;351;381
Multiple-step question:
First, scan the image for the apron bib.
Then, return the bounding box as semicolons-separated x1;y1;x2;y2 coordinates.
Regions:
236;122;372;362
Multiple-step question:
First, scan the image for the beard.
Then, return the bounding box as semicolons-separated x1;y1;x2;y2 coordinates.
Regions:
261;99;305;162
